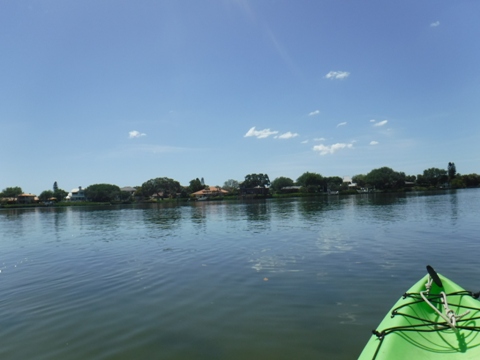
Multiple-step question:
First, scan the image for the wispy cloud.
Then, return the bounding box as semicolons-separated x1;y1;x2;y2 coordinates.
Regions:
337;122;347;127
373;120;388;127
430;21;440;27
370;141;379;145
313;143;353;155
276;131;299;139
325;71;350;80
129;130;146;138
314;137;326;141
244;126;279;139
370;119;376;123
301;140;309;144
308;110;320;116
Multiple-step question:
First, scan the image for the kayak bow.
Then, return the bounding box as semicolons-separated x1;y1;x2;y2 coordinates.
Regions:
359;266;480;359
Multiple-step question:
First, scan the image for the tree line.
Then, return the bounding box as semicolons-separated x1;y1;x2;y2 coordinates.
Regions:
2;162;480;204
269;162;478;194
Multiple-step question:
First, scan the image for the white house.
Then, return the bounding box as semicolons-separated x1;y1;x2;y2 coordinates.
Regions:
120;186;137;195
66;186;86;201
343;176;358;188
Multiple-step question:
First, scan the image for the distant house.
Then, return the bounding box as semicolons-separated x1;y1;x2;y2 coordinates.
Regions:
280;186;301;193
66;186;86;201
120;186;137;195
191;186;228;199
239;185;269;197
343;176;358;189
151;192;165;200
16;193;38;204
0;197;17;205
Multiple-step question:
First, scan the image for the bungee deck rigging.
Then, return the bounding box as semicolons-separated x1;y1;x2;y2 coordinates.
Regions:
359;266;480;359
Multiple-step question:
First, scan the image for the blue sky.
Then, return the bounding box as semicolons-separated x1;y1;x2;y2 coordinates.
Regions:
1;0;479;195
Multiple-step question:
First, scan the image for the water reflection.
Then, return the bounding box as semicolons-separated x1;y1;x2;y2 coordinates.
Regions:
188;201;220;234
0;190;479;360
298;198;327;219
244;201;271;233
448;191;458;225
37;207;68;243
244;201;270;221
189;202;208;225
0;208;27;219
369;193;405;206
224;201;245;221
270;199;296;221
143;205;182;230
315;228;353;257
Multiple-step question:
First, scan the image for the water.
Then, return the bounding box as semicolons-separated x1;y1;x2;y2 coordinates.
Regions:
1;189;479;359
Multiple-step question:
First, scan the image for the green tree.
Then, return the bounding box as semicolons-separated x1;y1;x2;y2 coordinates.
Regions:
223;179;239;194
462;174;480;188
450;177;465;189
325;176;343;191
223;179;239;191
188;178;205;193
118;191;133;202
141;177;181;199
47;181;67;201
422;168;448;187
352;174;367;187
241;173;270;188
365;167;406;190
448;162;457;180
296;172;324;192
39;190;54;201
53;189;68;201
270;176;294;192
405;175;416;183
0;186;23;197
85;184;121;202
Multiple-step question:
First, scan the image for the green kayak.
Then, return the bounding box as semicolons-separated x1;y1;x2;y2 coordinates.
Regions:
359;266;480;359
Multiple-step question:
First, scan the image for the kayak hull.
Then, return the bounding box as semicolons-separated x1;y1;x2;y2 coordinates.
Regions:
358;272;480;359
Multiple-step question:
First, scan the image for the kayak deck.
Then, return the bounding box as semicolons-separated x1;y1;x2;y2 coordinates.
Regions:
359;271;480;359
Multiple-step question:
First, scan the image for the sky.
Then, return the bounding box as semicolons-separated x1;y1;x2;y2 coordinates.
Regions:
1;0;479;195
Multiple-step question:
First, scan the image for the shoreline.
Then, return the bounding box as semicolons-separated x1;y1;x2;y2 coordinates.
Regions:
0;187;471;210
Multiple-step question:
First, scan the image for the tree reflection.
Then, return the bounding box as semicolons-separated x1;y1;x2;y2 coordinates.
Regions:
244;201;270;221
271;199;296;220
298;198;327;220
244;201;271;232
190;202;208;227
143;204;182;230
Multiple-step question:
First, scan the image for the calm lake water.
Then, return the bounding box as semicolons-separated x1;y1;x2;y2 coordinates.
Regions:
1;189;479;359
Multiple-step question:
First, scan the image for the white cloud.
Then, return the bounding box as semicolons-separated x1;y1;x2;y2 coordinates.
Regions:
373;120;388;127
276;131;299;139
337;122;347;127
301;140;309;144
129;130;146;138
370;141;379;145
313;143;353;155
308;110;320;116
430;21;440;27
325;71;350;80
314;137;326;141
244;126;278;139
370;119;376;123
